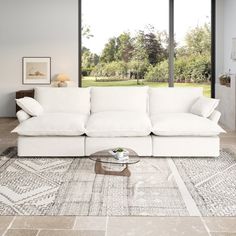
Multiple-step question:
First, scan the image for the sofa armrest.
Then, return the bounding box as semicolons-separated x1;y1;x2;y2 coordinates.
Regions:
208;110;221;124
16;110;31;123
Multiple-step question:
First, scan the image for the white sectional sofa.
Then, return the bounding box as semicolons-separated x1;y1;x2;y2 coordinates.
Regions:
12;86;225;157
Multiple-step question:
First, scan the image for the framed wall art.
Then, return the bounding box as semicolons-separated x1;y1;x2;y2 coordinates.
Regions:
22;57;51;85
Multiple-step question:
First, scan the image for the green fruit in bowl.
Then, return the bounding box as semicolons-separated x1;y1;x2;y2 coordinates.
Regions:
116;148;124;152
112;148;125;158
113;148;124;153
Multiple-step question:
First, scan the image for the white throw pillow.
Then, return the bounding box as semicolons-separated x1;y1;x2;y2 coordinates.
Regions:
190;96;219;118
16;110;31;123
16;97;44;116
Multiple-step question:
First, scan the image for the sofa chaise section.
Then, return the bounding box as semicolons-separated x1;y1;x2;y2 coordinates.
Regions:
149;88;224;156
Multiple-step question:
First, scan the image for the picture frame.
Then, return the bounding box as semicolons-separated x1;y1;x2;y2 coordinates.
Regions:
22;57;51;85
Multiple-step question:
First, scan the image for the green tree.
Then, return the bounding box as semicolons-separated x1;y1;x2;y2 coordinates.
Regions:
128;59;149;84
116;32;133;62
132;26;168;66
184;23;211;55
174;23;211;83
82;18;93;39
100;38;117;63
159;30;177;58
82;47;91;68
81;47;99;76
144;32;160;65
144;25;167;65
132;31;148;62
144;60;168;82
82;47;99;68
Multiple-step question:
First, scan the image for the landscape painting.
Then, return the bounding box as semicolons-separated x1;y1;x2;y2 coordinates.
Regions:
23;57;51;84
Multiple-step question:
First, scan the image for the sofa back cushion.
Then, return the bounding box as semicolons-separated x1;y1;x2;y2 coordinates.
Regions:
34;87;90;115
149;87;203;115
91;87;149;113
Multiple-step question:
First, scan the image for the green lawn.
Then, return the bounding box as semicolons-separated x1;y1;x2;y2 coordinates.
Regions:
82;77;211;97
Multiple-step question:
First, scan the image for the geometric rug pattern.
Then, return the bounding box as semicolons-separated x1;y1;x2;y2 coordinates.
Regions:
174;150;236;216
0;147;235;216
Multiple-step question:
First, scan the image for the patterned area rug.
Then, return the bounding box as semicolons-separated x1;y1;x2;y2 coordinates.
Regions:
0;147;236;216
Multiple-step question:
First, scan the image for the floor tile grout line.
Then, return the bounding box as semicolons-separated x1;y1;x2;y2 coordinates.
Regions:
2;216;15;236
210;231;236;234
105;216;109;236
6;226;108;232
72;216;77;230
9;228;86;231
36;229;40;236
4;217;108;234
200;216;212;236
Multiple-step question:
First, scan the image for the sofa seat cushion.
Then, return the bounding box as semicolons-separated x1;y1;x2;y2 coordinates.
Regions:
151;113;225;136
12;113;88;136
86;111;152;137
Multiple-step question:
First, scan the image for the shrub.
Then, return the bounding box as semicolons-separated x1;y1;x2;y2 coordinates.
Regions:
127;60;149;80
144;60;168;82
91;61;128;79
81;67;93;76
144;54;211;83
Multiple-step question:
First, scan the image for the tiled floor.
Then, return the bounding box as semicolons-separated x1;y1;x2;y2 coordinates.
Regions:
0;118;236;236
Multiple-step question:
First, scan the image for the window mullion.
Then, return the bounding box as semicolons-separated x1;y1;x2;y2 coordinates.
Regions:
169;0;174;87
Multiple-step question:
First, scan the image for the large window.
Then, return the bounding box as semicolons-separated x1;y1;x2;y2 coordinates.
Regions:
81;0;213;97
174;0;212;97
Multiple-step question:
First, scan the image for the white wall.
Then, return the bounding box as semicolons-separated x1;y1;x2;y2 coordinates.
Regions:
222;0;236;74
215;0;224;78
0;0;78;117
215;0;236;75
215;0;236;130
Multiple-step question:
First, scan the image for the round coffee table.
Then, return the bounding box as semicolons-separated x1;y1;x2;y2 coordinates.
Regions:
89;148;140;177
